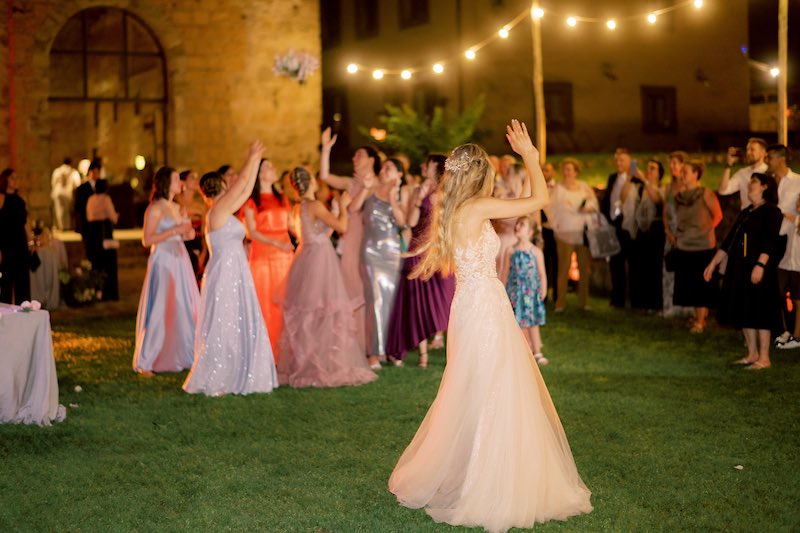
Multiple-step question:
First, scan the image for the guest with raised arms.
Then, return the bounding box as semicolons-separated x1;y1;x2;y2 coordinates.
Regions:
183;141;278;396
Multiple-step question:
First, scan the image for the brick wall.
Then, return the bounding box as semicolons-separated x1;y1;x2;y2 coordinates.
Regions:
2;0;321;222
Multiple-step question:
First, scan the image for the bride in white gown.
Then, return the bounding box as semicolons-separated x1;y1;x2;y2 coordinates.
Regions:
388;120;592;532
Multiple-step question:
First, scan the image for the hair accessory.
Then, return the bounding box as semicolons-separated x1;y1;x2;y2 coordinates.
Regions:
445;150;472;174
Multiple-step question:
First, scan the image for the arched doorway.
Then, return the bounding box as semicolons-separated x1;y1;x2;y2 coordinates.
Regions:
48;6;167;225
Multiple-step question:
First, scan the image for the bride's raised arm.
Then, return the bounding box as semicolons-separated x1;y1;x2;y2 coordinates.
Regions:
472;120;549;220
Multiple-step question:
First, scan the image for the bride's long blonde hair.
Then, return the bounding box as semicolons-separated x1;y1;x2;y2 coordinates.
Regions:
410;143;495;280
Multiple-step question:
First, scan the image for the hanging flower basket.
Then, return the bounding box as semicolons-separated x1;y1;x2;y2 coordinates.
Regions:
273;49;319;85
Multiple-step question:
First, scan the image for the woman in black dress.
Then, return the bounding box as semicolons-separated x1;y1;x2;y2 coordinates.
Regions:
0;168;31;304
704;173;782;370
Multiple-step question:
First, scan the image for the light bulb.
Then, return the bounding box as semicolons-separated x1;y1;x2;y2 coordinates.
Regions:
372;69;384;80
606;19;617;30
647;13;657;24
465;49;476;60
433;63;444;74
770;67;780;78
498;27;510;39
566;17;577;27
346;63;358;74
531;7;544;19
401;70;412;80
693;0;703;8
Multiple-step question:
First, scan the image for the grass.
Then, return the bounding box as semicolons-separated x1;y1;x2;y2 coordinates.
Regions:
2;296;799;532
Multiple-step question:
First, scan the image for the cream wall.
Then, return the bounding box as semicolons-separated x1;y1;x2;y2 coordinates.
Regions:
323;0;750;157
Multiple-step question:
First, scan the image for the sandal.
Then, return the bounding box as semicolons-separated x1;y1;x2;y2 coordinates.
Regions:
689;323;705;334
745;361;771;370
418;351;429;369
387;355;404;367
534;353;549;366
430;334;444;349
732;357;757;365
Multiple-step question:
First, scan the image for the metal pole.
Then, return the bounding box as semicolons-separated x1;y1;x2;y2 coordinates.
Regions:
777;0;788;145
531;1;546;163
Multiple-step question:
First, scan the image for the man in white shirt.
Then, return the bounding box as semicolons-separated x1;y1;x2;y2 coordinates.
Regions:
50;157;81;230
765;144;800;348
717;138;768;209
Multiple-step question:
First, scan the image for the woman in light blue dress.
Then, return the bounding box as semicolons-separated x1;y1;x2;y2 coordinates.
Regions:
133;167;200;374
183;141;278;396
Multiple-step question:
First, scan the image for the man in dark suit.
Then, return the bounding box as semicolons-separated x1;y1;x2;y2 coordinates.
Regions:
73;158;104;256
599;148;642;308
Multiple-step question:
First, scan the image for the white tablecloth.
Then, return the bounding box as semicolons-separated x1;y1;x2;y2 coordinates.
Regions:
0;304;66;425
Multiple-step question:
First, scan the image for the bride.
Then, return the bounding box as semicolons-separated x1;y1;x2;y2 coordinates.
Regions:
388;120;592;532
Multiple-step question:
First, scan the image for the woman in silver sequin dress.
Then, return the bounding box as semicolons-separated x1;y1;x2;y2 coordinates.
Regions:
354;159;406;369
183;141;278;396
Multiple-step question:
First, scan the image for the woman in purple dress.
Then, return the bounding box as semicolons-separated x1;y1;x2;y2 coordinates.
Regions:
386;154;455;367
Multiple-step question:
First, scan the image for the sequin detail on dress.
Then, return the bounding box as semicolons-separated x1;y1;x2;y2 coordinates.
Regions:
183;215;278;395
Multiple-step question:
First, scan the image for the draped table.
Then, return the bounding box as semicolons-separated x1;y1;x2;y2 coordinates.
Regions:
0;303;66;425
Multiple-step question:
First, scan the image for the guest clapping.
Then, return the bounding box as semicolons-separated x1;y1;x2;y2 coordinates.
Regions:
547;158;597;312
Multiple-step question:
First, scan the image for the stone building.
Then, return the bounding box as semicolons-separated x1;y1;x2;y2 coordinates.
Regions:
321;0;751;164
0;0;321;222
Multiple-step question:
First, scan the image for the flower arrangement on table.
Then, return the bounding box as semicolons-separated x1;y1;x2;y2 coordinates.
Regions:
272;49;319;84
59;260;106;306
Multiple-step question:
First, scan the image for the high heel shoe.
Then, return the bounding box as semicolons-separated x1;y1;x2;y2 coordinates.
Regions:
418;351;428;368
430;334;444;349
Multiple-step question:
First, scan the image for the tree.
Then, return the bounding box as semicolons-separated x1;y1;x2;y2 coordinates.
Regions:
358;95;486;169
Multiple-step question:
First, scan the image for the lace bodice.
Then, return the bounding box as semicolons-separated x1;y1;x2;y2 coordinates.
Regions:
299;201;331;246
453;221;500;285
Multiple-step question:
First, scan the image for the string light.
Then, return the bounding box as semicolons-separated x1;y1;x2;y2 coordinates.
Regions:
344;1;709;79
770;67;780;78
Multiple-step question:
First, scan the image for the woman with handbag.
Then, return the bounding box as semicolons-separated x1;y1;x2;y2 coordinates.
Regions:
546;158;598;312
703;173;782;369
85;179;119;301
672;161;722;333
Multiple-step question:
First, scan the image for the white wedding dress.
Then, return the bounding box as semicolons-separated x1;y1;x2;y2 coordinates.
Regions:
389;221;592;533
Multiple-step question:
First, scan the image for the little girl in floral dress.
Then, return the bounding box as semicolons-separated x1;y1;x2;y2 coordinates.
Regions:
501;215;549;365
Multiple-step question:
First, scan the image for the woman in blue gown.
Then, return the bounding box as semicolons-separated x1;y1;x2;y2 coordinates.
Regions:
133;167;200;374
183;141;278;396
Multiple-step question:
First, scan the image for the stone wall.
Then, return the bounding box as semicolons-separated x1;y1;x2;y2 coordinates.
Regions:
1;0;321;222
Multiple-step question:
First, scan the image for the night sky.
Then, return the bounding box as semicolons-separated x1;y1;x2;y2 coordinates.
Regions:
748;0;799;94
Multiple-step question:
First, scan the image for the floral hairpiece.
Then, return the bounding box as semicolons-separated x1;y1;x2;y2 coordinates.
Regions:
445;150;472;174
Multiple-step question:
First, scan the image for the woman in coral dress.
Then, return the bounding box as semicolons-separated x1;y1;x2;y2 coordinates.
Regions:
278;167;377;388
388;121;592;533
242;158;294;362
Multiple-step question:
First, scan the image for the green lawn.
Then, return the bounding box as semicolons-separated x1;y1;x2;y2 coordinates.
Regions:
2;297;799;532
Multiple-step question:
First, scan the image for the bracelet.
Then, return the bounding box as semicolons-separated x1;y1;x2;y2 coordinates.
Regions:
756;261;766;268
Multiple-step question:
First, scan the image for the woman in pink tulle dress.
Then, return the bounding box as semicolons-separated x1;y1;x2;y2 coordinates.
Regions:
277;167;377;388
319;128;381;360
388;121;592;533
